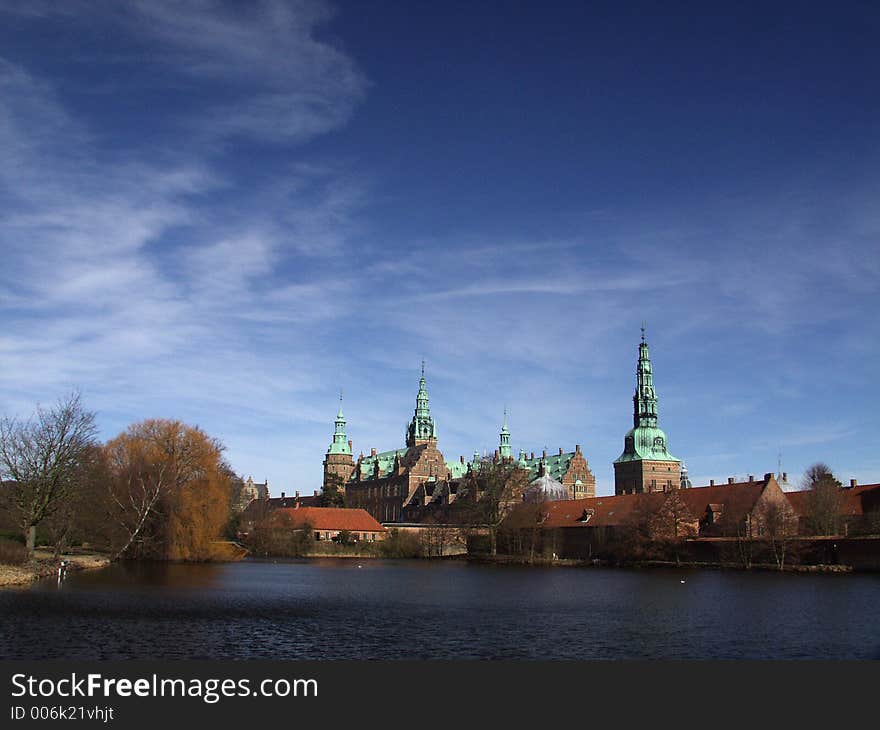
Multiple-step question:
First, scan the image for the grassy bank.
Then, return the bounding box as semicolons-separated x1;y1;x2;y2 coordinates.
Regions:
0;548;110;588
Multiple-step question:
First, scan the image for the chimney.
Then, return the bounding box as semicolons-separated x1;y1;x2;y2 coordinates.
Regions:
494;449;499;460
710;479;715;486
281;491;286;499
850;479;858;488
460;455;465;464
575;444;581;453
371;447;377;457
727;478;734;485
559;447;563;455
531;452;535;460
748;475;754;482
314;490;319;496
542;449;547;459
764;473;773;481
295;490;300;498
783;472;788;481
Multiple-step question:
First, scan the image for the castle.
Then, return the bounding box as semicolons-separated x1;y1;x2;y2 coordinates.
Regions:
323;329;681;522
324;363;596;523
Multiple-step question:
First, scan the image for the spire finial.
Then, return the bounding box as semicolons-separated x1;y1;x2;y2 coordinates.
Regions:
421;359;425;378
641;322;646;342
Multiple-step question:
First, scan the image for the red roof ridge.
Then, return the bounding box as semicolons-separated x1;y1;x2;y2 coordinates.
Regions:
270;506;387;532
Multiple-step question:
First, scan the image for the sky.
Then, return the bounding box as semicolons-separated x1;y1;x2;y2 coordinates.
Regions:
0;0;878;496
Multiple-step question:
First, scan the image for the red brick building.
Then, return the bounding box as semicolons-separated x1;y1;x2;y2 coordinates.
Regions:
503;474;794;558
267;507;387;543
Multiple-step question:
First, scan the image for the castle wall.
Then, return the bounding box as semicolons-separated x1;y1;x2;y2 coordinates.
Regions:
615;460;680;495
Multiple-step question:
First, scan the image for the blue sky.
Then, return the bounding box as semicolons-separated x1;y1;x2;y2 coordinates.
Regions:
1;1;878;496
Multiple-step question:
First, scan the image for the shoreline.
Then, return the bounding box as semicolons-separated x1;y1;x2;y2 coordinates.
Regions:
466;555;856;573
0;549;111;588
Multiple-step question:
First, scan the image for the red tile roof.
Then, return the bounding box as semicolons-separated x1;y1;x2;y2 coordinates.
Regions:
268;507;387;532
506;479;773;530
786;483;880;517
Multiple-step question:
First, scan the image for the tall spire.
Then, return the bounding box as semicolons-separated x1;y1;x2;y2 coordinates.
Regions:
499;407;511;459
614;327;678;473
633;325;658;429
407;362;437;447
327;392;351;455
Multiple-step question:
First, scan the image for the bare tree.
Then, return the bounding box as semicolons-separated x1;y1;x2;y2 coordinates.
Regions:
463;458;530;557
755;499;798;570
41;444;110;559
802;462;843;536
733;513;756;570
649;489;695;564
0;392;98;557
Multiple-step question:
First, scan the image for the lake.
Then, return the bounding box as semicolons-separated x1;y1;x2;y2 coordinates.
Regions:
1;559;878;659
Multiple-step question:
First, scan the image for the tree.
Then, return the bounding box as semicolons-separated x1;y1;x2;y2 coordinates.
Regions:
249;511;314;557
649;489;696;564
519;487;550;563
40;444;111;559
320;472;346;508
462;458;530;557
754;499;799;570
0;392;98;557
105;419;232;561
802;462;843;536
614;493;664;564
733;513;757;570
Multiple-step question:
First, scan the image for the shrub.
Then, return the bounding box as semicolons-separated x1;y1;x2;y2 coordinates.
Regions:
0;537;28;565
378;529;423;558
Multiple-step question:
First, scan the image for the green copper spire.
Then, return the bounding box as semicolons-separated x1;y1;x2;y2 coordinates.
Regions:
499;407;511;459
614;327;678;464
406;361;437;447
634;324;658;428
327;392;351;455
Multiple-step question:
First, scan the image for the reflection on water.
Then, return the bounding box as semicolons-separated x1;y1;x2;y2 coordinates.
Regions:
1;559;879;660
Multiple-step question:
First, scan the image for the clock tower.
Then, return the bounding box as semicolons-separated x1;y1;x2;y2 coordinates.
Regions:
613;328;681;494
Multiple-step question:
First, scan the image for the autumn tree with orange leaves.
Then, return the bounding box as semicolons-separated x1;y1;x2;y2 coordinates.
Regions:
105;419;232;561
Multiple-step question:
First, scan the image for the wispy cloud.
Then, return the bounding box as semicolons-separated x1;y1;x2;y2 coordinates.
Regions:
1;2;878;495
0;1;370;490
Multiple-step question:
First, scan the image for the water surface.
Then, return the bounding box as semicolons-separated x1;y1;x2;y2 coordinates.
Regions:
1;560;878;659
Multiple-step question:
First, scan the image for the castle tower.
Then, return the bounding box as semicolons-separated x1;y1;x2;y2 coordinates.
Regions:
323;394;355;487
499;408;512;460
680;462;693;489
613;327;681;494
405;361;437;447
